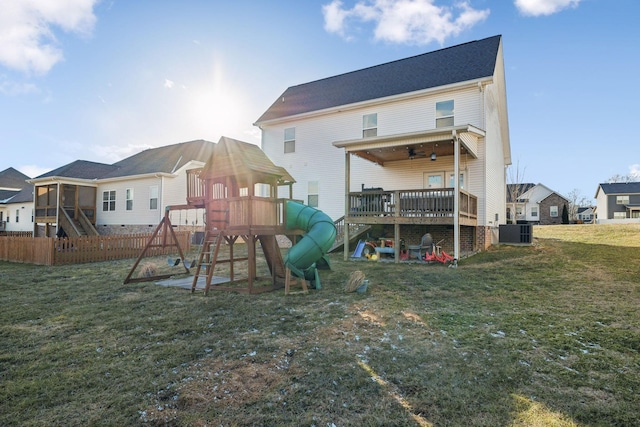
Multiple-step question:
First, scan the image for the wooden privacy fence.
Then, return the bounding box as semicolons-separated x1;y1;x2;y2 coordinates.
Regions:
0;232;191;266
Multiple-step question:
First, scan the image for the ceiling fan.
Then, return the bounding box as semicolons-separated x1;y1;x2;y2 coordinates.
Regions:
407;144;437;161
407;147;426;160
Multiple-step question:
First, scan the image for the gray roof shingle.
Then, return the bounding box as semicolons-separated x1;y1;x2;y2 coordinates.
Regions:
256;35;501;123
105;139;216;178
35;160;118;180
599;182;640;194
0;167;30;190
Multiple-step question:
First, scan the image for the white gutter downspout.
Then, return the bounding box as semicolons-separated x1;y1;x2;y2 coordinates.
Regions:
343;151;350;261
453;131;460;267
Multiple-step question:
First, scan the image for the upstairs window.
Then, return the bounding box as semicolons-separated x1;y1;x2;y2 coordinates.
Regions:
149;186;158;210
436;100;454;128
362;113;377;137
103;190;116;211
531;206;538;217
126;188;134;211
284;127;295;153
616;195;629;205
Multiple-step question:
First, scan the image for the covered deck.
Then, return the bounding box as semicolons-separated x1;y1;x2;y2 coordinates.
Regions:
334;125;485;263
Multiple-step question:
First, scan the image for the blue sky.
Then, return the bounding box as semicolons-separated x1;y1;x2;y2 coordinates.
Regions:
1;0;638;203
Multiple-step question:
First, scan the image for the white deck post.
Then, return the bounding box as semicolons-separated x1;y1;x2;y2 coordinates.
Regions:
453;131;460;263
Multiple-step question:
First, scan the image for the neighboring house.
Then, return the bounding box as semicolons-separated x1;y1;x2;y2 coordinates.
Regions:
507;183;569;225
576;206;594;223
0;167;33;234
27;140;216;237
255;35;511;259
594;182;640;223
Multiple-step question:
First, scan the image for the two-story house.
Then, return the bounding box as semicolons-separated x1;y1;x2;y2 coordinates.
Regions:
28;140;216;237
255;35;511;261
507;183;569;225
594;182;640;223
0;167;33;234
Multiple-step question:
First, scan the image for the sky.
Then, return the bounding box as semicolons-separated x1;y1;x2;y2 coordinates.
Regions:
1;0;639;203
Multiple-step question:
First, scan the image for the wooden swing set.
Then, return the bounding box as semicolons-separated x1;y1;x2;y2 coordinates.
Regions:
123;205;191;284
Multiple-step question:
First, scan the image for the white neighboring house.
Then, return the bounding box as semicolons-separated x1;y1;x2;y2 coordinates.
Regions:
594;182;640;224
508;183;569;225
255;35;511;258
576;206;594;223
27;140;216;237
0;167;33;234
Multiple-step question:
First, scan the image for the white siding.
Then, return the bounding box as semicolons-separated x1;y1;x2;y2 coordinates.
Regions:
479;43;509;227
3;202;34;232
262;86;487;220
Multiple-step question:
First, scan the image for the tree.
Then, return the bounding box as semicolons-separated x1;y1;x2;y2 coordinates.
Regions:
506;161;527;224
566;188;594;222
562;204;569;224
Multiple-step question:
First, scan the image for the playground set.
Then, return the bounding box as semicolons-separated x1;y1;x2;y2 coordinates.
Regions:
124;136;336;294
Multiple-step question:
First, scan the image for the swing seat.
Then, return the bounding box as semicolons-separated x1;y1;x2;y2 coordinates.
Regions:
168;257;181;266
183;259;196;269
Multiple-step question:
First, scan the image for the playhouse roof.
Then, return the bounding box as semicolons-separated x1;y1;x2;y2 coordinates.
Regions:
200;136;295;185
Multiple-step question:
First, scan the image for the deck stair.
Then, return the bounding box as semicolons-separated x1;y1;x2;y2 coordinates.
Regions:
329;216;371;253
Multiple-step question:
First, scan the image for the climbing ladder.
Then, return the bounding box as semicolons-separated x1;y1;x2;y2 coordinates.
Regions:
191;229;223;295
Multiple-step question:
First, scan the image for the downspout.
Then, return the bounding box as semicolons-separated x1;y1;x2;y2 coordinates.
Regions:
453;131;459;267
343;150;350;261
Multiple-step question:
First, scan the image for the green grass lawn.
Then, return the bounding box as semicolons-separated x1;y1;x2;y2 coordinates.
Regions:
1;224;639;426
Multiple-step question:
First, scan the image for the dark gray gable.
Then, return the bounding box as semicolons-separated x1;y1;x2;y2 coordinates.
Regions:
256;35;501;123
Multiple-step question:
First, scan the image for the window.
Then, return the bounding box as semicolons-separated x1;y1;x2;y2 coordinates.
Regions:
126;188;133;211
447;172;464;189
436;100;454;128
614;212;627;219
362;113;377;138
616;195;629;204
102;190;116;211
149;186;158;210
427;174;443;188
550;205;558;217
308;181;319;208
15;209;19;223
284;128;295;153
531;206;538;217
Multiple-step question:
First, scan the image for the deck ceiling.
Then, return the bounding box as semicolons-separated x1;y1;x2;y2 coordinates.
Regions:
333;125;484;166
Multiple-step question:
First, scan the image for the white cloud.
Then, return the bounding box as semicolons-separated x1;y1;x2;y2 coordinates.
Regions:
0;0;98;74
164;79;175;89
0;76;39;95
322;0;489;45
514;0;582;17
630;164;640;179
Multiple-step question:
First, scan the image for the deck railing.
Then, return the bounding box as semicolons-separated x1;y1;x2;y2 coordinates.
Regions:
348;188;477;221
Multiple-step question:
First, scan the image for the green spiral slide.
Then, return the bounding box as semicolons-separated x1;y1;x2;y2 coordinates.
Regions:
284;201;337;289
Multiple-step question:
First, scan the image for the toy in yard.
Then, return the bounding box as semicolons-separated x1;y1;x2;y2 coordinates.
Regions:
420;233;455;265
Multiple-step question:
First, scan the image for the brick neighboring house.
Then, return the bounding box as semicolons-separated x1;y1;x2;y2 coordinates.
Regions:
594;182;640;223
507;183;569;225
